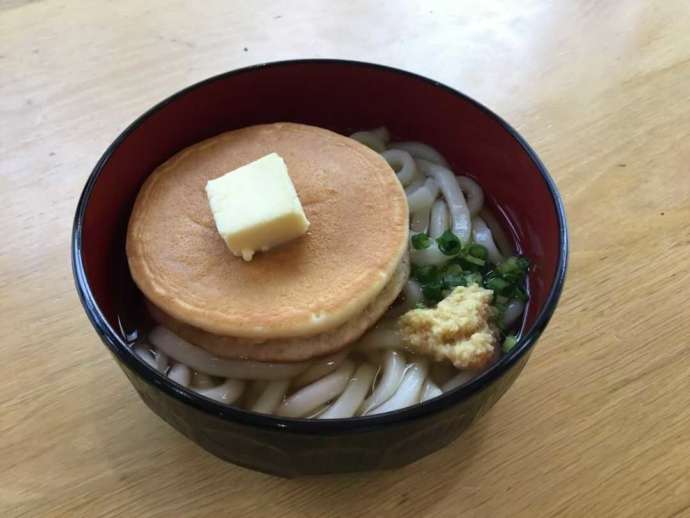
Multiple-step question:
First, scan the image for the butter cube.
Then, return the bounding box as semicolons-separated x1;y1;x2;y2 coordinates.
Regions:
205;153;310;261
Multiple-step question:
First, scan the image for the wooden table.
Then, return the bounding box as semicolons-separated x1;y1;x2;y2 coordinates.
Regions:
3;1;689;516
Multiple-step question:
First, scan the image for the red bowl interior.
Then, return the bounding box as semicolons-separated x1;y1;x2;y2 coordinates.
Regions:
76;59;566;375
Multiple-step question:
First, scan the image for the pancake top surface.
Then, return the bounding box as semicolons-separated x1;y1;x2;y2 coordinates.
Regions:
126;123;409;339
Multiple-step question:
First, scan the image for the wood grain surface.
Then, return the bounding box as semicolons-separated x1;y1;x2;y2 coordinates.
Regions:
2;1;689;516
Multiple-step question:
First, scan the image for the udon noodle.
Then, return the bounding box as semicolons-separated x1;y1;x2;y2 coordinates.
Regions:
129;127;527;419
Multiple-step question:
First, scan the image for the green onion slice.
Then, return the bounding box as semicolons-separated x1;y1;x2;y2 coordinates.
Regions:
467;243;489;260
422;281;444;303
436;230;462;256
502;335;518;353
411;233;432;250
412;264;440;284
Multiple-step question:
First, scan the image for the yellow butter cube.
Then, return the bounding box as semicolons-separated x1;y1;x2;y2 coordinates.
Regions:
205;153;310;261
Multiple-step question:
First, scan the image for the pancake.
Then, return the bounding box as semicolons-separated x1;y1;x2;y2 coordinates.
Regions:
147;253;409;362
127;123;409;340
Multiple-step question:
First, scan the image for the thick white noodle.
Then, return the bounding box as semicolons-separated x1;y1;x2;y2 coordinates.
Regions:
251;380;290;414
421;379;443;402
243;380;269;409
479;207;514;257
132;344;157;369
503;299;525;329
456;176;484;216
410;206;432;233
409;241;449;266
191;371;216;389
403;280;423;309
276;361;356;418
368;360;429;415
168;363;191;387
155;350;169;373
388;141;450;167
405;175;426;195
382;149;418;186
195;379;245;404
349;127;389;152
361;351;406;414
320;363;377;419
429;199;450;238
292;351;348;388
149;326;310;380
471;216;504;265
443;370;476;392
355;319;401;351
406;177;439;213
371;126;391;144
406;169;435;233
417;159;472;243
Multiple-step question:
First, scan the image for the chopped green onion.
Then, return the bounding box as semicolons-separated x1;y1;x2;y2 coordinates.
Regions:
463;272;483;286
495;295;509;305
445;256;465;269
467;243;489;261
415;301;427;309
412;264;440;284
422;281;444;303
443;263;464;275
409;243;529;312
436;230;462;256
454;254;485;272
411;233;432;250
501;256;530;272
442;263;465;288
485;276;510;293
510;285;529;302
494;303;507;328
497;256;530;282
500;257;516;271
463;255;485;267
410;264;419;280
502;334;518;353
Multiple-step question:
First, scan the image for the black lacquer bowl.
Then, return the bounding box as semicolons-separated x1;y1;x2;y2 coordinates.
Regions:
72;60;568;477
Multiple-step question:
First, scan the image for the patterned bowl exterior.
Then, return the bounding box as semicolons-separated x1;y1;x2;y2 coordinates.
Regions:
121;350;531;476
72;60;568;477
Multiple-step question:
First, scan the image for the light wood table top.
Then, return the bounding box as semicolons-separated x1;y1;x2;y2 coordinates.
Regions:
2;1;689;516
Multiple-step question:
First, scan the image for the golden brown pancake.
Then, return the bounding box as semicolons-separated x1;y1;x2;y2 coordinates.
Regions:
127;123;409;340
147;253;409;362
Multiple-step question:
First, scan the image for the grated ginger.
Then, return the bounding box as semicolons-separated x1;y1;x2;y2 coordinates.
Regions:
399;284;498;370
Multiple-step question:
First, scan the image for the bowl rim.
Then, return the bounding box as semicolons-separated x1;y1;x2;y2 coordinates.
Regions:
72;58;569;433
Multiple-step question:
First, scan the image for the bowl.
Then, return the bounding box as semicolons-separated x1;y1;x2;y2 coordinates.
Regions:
72;59;568;477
